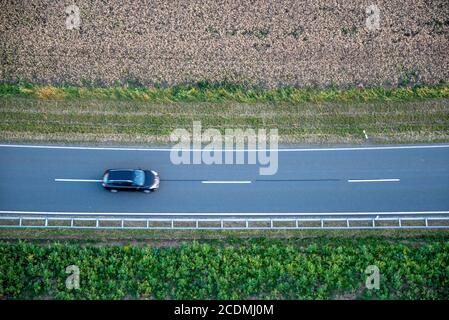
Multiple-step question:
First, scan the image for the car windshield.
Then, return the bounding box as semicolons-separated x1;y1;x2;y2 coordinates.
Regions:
133;170;145;186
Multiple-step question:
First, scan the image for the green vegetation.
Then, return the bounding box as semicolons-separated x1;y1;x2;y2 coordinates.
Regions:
1;82;449;104
1;82;448;145
341;26;359;36
0;237;448;299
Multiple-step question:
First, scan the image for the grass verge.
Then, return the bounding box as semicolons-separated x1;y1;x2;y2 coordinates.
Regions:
1;90;449;144
2;227;449;243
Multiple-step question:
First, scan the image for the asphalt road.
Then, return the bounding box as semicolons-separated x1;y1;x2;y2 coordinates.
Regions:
0;144;448;217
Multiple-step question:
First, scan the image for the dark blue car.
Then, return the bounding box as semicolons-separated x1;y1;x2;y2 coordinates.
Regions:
102;169;159;193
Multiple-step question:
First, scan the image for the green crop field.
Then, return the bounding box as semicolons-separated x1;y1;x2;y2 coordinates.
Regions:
1;236;448;300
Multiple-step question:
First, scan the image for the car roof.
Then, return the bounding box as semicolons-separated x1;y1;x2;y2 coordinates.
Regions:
107;169;137;182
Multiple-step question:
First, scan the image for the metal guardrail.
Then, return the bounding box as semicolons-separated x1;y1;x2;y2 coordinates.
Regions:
0;216;449;230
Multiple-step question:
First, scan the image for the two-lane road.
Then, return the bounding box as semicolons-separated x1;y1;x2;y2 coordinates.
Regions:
0;144;448;217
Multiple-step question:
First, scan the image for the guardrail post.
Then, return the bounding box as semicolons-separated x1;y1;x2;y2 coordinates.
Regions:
270;220;273;229
70;219;74;228
372;219;375;228
121;219;124;228
19;218;22;227
171;220;174;229
196;220;199;229
96;219;99;228
321;219;324;228
146;220;149;229
245;220;249;229
295;220;299;229
425;218;428;227
398;219;402;228
45;218;48;227
220;219;223;229
346;219;349;228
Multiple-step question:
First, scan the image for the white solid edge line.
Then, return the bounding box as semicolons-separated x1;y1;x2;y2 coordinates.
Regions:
55;179;102;182
0;210;448;216
348;179;400;183
202;181;252;184
1;143;449;152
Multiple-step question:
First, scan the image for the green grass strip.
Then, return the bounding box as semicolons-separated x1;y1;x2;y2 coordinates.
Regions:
1;81;449;104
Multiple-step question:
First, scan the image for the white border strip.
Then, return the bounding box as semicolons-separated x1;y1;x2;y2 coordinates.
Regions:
0;210;448;216
1;144;449;152
348;179;400;183
202;181;252;184
55;179;102;182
